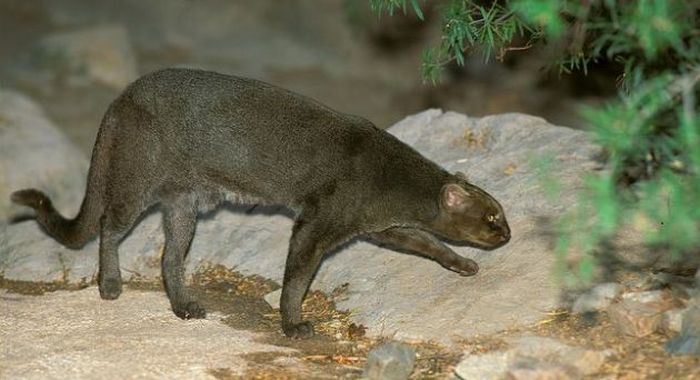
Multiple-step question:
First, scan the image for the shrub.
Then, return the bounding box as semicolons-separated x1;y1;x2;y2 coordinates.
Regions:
371;0;700;283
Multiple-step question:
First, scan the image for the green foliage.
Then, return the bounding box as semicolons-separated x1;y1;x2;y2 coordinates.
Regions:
369;0;425;20
371;0;700;284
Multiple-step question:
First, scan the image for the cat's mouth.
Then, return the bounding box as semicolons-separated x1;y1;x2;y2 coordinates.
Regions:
472;231;510;250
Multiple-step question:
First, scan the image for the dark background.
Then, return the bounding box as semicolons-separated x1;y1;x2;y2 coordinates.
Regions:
0;0;615;154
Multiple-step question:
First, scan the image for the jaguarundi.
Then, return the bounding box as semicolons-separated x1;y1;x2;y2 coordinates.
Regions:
11;68;510;338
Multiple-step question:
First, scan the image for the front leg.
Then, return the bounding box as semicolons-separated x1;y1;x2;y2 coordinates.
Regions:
369;227;479;276
281;216;347;338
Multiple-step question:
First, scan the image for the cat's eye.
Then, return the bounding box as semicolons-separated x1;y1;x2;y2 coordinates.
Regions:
486;214;496;223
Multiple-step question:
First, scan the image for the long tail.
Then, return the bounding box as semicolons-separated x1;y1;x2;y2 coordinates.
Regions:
10;109;116;249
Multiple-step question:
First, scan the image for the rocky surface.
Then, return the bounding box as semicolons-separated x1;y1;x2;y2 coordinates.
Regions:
587;287;687;338
0;287;291;379
568;270;700;357
1;108;602;343
0;90;88;223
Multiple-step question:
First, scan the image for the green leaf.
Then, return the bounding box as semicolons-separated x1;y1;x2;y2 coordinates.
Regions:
410;0;424;20
510;0;563;37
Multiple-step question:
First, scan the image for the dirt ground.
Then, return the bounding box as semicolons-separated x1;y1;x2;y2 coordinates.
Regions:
2;267;699;379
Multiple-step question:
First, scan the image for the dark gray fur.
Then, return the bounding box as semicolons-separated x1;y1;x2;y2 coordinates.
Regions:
11;68;510;338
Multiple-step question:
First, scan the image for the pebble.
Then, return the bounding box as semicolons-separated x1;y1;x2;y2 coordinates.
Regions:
666;296;700;355
453;336;610;379
263;288;282;310
608;289;683;337
454;351;512;380
666;335;700;355
363;342;416;380
661;308;685;334
572;283;622;314
509;336;609;376
608;299;662;337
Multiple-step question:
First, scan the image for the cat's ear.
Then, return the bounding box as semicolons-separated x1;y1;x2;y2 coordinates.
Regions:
455;171;468;181
441;184;472;211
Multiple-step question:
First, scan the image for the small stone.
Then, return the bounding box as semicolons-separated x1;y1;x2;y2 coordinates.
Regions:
606;288;683;337
622;273;655;291
454;351;512;380
572;283;622;313
608;300;661;337
363;342;416;380
661;308;684;333
666;335;700;355
264;289;282;310
666;296;700;355
509;336;608;376
561;348;610;376
680;302;700;337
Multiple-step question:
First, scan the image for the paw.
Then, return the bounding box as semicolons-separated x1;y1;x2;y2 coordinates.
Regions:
173;301;206;319
449;258;479;277
99;277;122;300
282;321;315;339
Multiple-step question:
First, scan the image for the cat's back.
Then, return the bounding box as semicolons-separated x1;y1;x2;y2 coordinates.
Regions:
127;69;399;155
125;68;339;123
100;68;440;207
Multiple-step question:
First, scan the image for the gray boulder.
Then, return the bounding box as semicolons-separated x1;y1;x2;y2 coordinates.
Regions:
1;109;602;343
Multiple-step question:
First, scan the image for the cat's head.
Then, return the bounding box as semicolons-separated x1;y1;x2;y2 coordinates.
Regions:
430;172;510;249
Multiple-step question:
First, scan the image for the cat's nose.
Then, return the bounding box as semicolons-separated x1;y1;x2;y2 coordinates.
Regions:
500;229;511;243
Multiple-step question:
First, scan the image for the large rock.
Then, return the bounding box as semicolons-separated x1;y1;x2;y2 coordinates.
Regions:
0;109;601;343
0;90;88;224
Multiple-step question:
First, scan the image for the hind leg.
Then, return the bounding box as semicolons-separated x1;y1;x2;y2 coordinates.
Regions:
98;202;143;300
161;200;205;319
